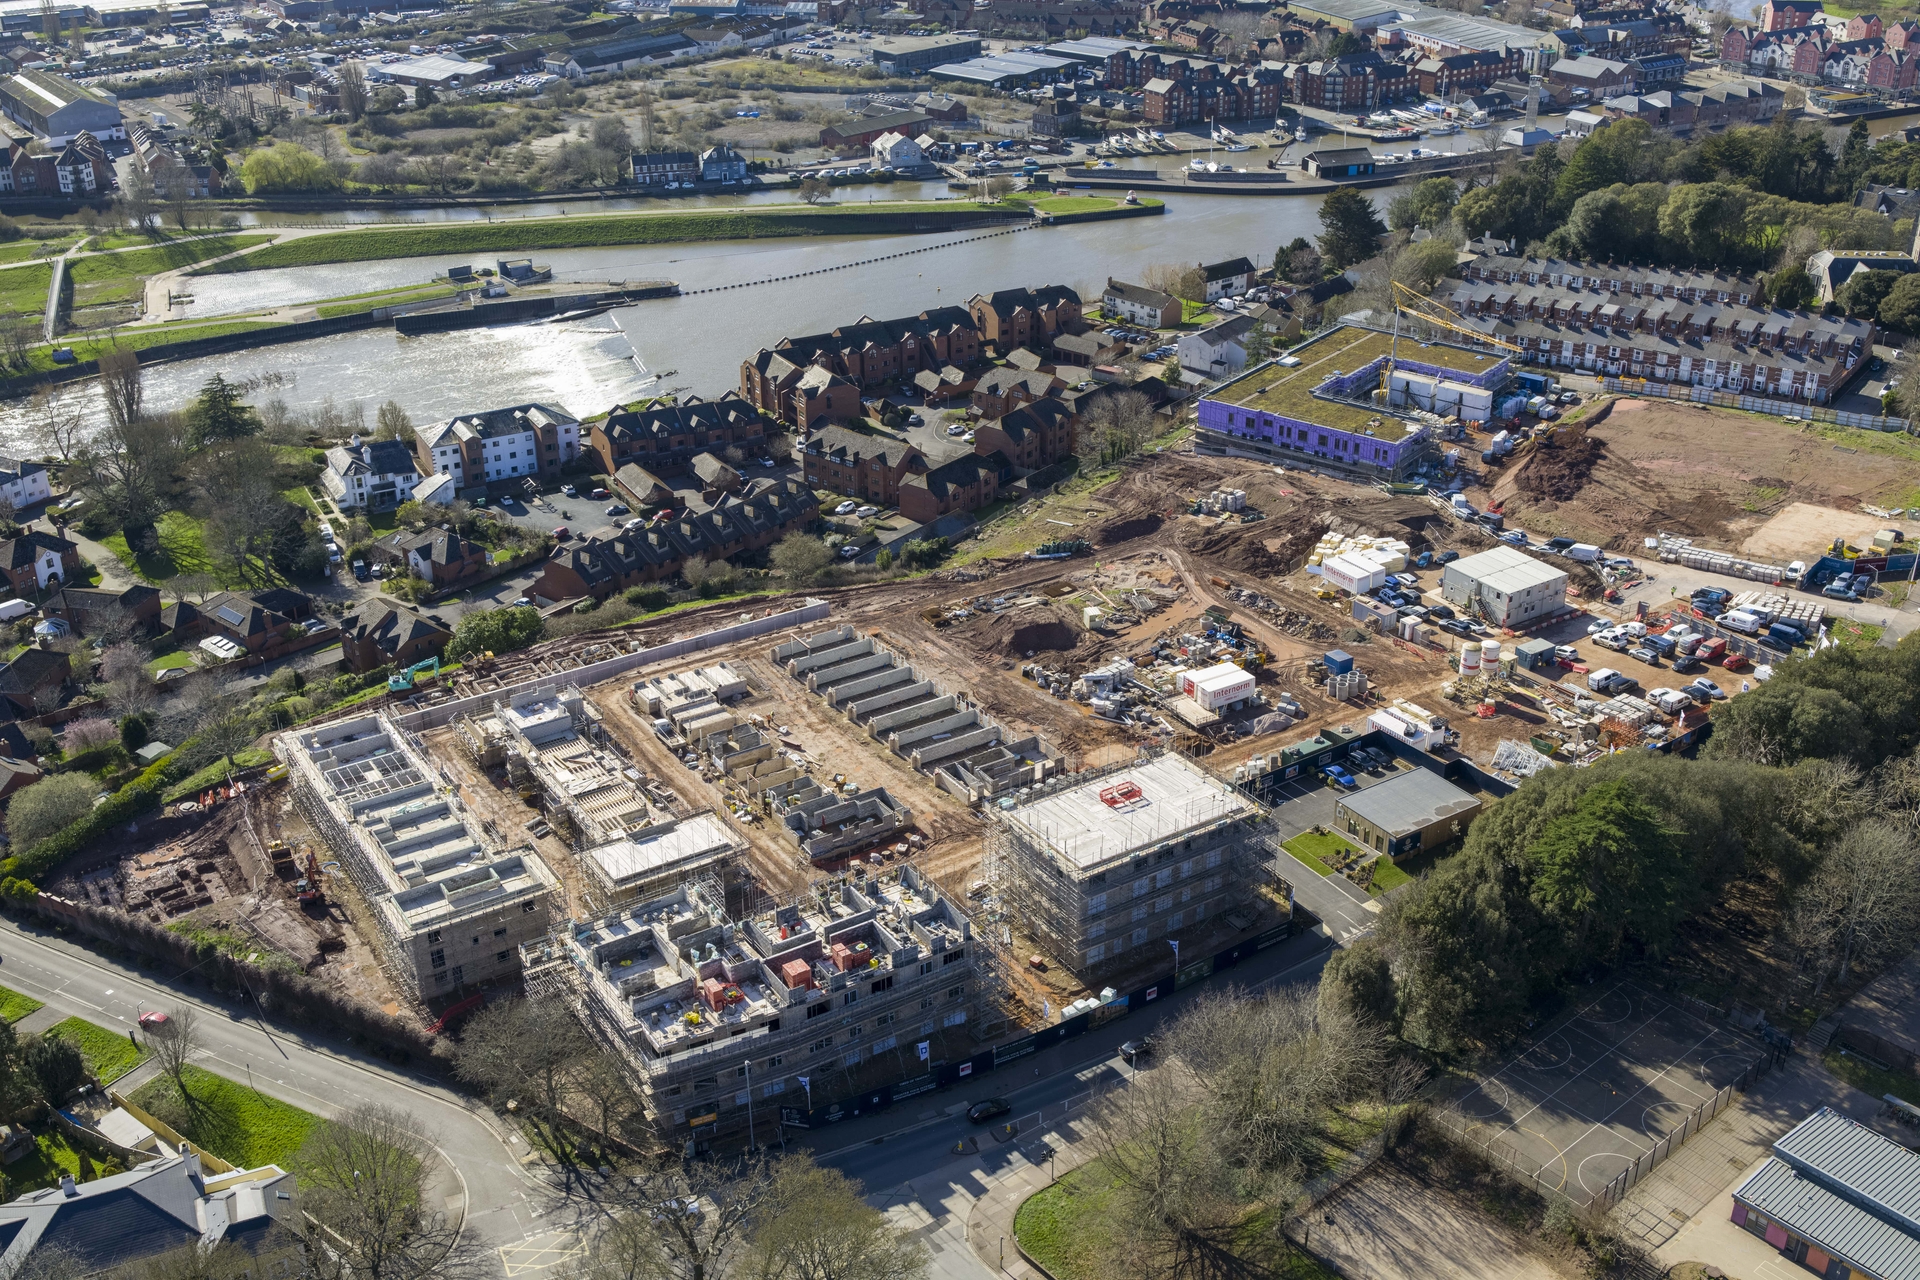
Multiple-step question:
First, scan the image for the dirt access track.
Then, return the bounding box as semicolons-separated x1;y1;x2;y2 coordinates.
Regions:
1491;397;1920;553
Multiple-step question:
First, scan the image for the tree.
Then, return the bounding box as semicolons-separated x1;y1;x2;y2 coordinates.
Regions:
1078;388;1156;465
118;163;158;233
98;347;144;435
1142;262;1205;303
1386;176;1459;232
4;773;97;849
294;1104;471;1280
770;533;831;582
23;1032;85;1104
145;1005;200;1104
1879;273;1920;334
798;177;830;204
617;1155;773;1280
194;698;259;768
240;143;343;194
1768;263;1817;312
1317;186;1387;270
186;373;261;446
1838;268;1903;321
984;175;1014;200
27;384;83;463
742;1157;929;1280
107;1239;265;1280
1524;779;1683;965
445;606;543;662
338;62;369;122
452;998;595;1153
374;400;412;442
1789;821;1920;996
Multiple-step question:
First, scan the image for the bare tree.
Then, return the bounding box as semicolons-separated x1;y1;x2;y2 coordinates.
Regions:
338;62;369;122
27;384;84;462
1143;262;1206;305
451;997;595;1153
294;1104;475;1280
1788;821;1920;996
739;1156;929;1280
98;347;144;434
617;1154;774;1280
145;1005;200;1103
1078;389;1157;466
100;641;156;718
119;164;158;233
193;699;259;768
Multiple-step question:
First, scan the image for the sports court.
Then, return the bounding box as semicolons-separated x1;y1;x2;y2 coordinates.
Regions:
1447;982;1762;1200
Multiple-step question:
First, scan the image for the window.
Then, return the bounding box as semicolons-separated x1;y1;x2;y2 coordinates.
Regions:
494;927;507;938
451;965;463;984
1132;903;1148;923
921;997;935;1009
810;1037;833;1054
430;949;446;969
428;930;441;944
947;985;965;1000
434;971;447;984
1133;927;1149;945
497;951;509;963
876;1012;896;1027
523;901;536;912
918;960;934;975
807;1002;828;1019
847;1025;862;1039
943;948;966;964
871;975;894;994
843;991;859;1007
471;935;480;947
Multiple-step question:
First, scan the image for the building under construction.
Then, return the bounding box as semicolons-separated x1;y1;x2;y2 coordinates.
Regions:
524;864;980;1147
280;712;561;1001
991;749;1266;978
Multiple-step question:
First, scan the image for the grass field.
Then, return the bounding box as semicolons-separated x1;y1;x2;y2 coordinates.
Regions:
19;318;282;373
0;262;51;319
314;282;459;319
0;984;42;1023
99;509;211;582
0;239;68;265
1368;858;1413;895
144;648;197;675
1015;1159;1336;1280
1284;830;1360;877
132;1064;323;1170
67;234;273;307
210;204;1023;271
48;1015;149;1083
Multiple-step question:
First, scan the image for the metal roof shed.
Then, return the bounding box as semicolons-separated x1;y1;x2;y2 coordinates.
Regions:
1734;1107;1920;1280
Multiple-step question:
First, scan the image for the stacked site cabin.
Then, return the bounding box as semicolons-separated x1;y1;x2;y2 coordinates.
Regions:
1439;545;1569;628
1733;1106;1920;1280
282;713;560;1000
536;866;978;1146
994;750;1265;977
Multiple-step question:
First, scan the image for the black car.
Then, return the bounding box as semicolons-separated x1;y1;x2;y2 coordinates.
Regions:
1120;1035;1156;1062
1426;604;1455;621
1672;654;1705;675
967;1098;1013;1124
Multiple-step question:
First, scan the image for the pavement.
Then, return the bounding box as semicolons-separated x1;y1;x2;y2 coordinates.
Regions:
1261;766;1404;943
0;915;580;1274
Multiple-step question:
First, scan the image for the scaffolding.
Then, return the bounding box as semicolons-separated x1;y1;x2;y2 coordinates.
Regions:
989;746;1265;980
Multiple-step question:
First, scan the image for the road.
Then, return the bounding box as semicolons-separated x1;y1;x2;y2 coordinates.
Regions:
0;916;570;1273
803;928;1336;1279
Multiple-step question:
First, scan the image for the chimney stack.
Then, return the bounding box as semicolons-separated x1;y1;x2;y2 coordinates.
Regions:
59;1174;76;1197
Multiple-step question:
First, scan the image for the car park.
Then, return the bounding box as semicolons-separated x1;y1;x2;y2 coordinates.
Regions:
1321;764;1358;789
1688;678;1726;700
605;503;630;517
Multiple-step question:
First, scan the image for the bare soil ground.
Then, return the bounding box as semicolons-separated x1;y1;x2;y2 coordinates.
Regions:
1491;398;1920;553
1740;501;1900;561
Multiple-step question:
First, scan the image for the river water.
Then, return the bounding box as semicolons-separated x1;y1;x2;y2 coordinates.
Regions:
0;170;1416;451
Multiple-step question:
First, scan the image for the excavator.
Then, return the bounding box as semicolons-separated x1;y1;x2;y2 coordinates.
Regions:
295;850;325;907
388;657;441;694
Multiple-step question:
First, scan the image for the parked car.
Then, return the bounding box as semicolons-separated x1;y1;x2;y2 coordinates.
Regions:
856;505;879;519
605;503;630;517
834;500;858;515
1120;1035;1156;1062
351;559;369;581
552;526;570;540
561;484;577;498
1688;678;1727;700
1671;654;1705;675
967;1099;1013;1124
1627;645;1660;666
590;487;610;500
1321;764;1358;790
1436;550;1459;564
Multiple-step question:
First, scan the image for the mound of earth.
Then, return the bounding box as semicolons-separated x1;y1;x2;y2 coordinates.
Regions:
1513;432;1605;502
955;605;1108;662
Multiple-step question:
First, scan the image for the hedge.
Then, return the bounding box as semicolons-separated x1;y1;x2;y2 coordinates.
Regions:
16;758;172;882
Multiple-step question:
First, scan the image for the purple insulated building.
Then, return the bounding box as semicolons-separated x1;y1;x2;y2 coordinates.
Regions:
1194;325;1512;480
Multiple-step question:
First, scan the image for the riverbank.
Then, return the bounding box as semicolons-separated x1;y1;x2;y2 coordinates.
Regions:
201;201;1035;273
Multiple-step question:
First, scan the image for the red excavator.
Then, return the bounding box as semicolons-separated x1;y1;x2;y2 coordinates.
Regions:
294;851;325;907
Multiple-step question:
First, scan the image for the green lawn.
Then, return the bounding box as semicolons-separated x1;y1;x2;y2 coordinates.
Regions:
1283;831;1360;877
99;509;211;582
0;262;51;320
162;746;276;803
0;985;42;1023
209;203;1027;272
1368;859;1413;895
314;282;459;319
48;1015;149;1084
67;234;274;306
1015;1159;1336;1280
131;1064;323;1170
0;239;69;265
20;319;282;372
1020;195;1120;213
9;1128;94;1193
144;648;198;674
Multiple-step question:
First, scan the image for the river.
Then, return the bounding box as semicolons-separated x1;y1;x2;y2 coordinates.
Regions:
0;173;1417;451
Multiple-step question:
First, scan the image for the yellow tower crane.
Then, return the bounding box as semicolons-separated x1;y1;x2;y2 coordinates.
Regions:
1379;281;1524;405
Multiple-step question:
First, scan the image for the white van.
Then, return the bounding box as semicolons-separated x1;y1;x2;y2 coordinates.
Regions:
0;600;29;623
1587;667;1623;692
1720;610;1763;635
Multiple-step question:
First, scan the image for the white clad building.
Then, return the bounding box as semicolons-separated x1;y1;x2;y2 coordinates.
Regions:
871;130;926;168
1438;545;1569;627
416;403;582;488
0;458;50;512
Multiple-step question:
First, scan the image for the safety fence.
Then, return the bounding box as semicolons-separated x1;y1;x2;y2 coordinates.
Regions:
1430;1049;1773;1209
1601;378;1910;433
1590;1053;1774;1210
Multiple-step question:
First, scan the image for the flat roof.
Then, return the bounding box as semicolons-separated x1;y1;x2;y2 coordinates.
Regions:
870;32;977;51
586;812;740;888
380;52;490;79
1340;768;1479;836
1206;326;1503;436
1447;545;1567;593
1001;753;1254;871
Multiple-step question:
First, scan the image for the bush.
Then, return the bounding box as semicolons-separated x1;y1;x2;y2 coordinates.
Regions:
15;760;171;880
6;773;100;849
445;605;544;661
120;716;149;753
623;586;670;611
